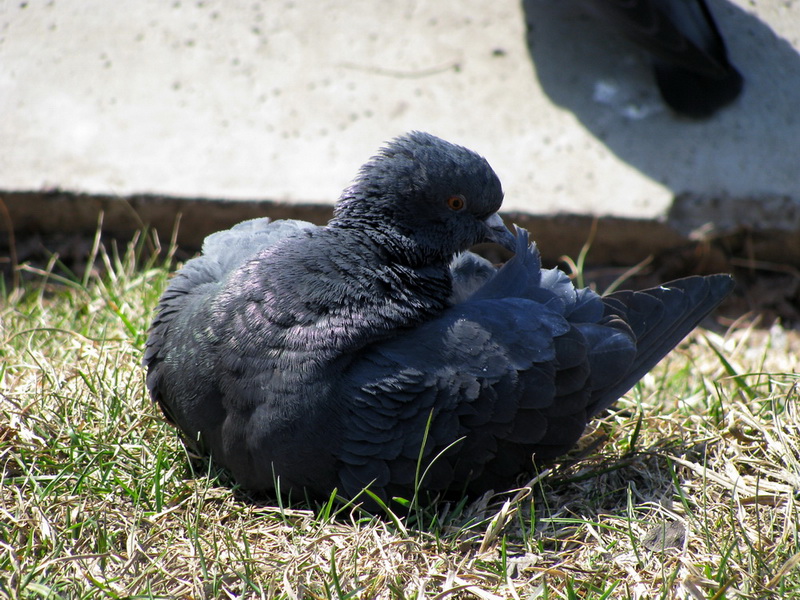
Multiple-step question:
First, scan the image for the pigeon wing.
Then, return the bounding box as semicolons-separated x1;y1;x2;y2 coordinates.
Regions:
336;232;637;501
338;297;571;502
143;218;316;440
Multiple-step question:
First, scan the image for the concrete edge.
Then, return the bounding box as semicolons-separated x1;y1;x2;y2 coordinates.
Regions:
2;191;799;272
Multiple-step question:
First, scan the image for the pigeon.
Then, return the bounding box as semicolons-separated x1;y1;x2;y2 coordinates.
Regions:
581;0;744;118
144;131;734;505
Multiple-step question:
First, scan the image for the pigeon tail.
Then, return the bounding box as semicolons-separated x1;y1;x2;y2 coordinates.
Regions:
582;0;744;117
586;274;735;416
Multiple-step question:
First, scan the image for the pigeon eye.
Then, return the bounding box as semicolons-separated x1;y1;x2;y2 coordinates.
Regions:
447;195;466;211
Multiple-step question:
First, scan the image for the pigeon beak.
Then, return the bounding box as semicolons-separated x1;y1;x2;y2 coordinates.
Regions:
482;213;516;253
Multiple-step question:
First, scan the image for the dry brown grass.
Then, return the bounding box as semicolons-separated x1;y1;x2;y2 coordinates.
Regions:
1;235;798;599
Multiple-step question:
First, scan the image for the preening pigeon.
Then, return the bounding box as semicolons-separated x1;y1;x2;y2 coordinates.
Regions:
581;0;743;118
144;132;734;505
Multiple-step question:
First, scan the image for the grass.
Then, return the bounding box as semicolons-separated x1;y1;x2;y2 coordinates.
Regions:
1;231;799;599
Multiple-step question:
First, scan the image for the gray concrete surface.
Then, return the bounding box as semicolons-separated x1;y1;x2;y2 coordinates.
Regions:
1;0;800;265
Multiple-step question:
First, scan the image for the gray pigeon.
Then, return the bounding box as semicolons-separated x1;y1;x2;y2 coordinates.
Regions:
144;132;734;505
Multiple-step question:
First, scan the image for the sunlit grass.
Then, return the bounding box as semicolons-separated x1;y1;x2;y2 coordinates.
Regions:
1;231;798;599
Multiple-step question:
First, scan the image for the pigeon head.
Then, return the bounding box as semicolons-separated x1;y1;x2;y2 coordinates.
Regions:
332;132;515;262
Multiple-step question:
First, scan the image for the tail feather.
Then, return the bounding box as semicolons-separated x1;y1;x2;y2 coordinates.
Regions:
582;0;743;117
587;274;734;416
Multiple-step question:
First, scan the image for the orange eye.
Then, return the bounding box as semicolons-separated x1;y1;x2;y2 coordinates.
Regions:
447;195;466;211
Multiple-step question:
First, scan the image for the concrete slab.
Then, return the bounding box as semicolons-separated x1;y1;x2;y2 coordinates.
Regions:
1;0;799;266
